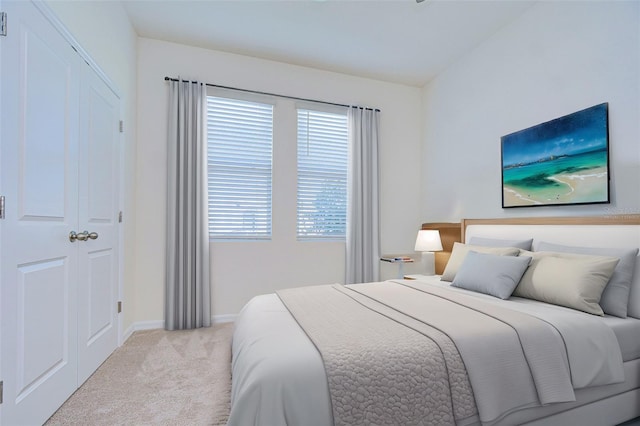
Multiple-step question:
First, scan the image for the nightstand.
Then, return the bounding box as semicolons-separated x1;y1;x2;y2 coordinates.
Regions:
380;256;415;279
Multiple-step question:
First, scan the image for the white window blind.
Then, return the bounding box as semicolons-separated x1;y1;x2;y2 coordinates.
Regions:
297;108;348;240
207;96;273;239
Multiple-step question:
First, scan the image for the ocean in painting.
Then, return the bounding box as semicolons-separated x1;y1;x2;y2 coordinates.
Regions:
502;148;608;206
501;103;609;207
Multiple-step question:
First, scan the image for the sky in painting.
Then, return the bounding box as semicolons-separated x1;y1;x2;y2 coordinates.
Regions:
502;103;608;167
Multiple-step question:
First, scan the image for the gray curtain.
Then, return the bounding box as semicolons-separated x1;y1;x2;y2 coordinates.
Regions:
346;107;380;284
165;80;211;330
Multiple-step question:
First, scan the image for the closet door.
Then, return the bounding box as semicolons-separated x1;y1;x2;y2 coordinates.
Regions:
76;61;120;384
0;1;81;424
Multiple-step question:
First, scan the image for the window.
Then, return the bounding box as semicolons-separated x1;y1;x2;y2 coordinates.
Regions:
296;108;349;240
207;95;273;239
206;94;348;242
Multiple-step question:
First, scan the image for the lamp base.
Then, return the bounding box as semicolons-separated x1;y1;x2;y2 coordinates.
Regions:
420;251;436;276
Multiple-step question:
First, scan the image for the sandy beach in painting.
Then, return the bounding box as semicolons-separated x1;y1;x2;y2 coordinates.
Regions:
503;166;608;206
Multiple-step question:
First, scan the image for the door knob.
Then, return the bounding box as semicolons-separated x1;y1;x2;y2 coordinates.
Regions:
69;231;88;242
69;231;99;242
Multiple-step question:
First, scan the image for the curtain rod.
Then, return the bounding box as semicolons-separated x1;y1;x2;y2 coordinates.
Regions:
163;76;380;112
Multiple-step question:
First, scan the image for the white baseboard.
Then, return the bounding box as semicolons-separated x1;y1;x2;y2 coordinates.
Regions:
121;324;135;344
213;314;237;324
134;320;166;330
120;315;235;345
121;320;164;344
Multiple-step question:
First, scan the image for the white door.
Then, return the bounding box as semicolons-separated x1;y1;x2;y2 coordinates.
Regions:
0;2;120;424
0;1;81;424
76;61;120;384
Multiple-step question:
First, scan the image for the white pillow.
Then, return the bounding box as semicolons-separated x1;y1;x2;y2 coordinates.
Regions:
536;241;639;318
441;242;521;282
513;251;620;316
451;251;532;299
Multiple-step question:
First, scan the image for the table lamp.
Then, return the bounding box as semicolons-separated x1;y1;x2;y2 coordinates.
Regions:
414;230;443;275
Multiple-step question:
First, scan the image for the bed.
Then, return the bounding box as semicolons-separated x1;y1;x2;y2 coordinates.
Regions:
228;215;640;426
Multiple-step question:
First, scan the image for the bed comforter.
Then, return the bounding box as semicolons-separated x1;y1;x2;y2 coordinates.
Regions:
229;280;625;426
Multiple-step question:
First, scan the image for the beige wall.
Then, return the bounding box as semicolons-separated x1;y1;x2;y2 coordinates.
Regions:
37;2;425;326
45;0;636;325
45;0;138;332
421;0;640;222
136;38;423;320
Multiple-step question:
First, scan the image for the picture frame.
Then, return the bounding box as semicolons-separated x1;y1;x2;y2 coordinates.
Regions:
501;103;610;208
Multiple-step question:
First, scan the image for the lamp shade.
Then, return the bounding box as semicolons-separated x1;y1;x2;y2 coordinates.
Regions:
414;230;443;252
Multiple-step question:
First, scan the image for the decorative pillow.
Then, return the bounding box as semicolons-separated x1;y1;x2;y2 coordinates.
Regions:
441;242;521;282
451;251;532;299
468;236;533;251
537;241;639;318
513;251;620;316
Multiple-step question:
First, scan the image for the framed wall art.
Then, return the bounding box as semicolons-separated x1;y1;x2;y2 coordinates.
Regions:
501;103;610;208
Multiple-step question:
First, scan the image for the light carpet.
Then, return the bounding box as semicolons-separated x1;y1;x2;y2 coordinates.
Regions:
45;323;233;426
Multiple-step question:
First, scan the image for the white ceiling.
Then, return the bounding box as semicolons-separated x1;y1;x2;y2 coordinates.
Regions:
121;0;536;87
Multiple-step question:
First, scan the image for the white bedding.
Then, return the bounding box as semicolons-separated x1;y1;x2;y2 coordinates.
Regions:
228;277;635;426
419;275;640;362
229;216;640;426
602;315;640;361
229;293;333;426
397;278;623;390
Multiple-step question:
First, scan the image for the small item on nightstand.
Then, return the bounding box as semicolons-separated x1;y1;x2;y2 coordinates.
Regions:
380;256;414;263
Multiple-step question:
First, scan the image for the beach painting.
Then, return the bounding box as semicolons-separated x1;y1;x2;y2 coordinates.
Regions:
501;103;610;208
